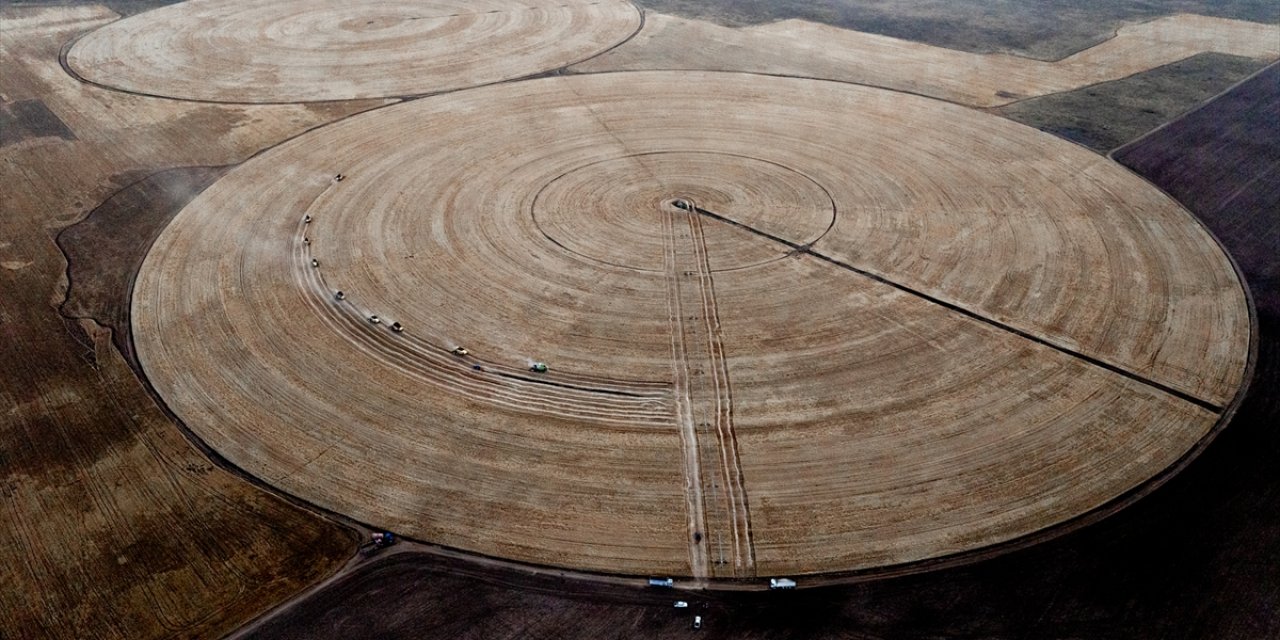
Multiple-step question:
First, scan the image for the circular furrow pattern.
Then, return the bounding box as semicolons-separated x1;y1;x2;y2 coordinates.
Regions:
67;0;642;102
533;152;835;272
134;71;1250;577
295;227;674;426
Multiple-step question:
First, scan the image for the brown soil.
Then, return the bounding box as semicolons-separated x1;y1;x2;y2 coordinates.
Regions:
995;52;1266;152
0;6;387;639
570;12;1278;107
57;165;229;360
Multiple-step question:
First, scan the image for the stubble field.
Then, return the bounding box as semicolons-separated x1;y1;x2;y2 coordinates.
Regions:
2;1;1277;638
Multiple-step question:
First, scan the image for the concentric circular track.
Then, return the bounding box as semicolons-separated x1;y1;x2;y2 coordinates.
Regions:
66;0;642;102
133;71;1251;579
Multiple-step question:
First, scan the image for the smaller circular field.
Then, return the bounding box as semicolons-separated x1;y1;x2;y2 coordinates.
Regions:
65;0;642;102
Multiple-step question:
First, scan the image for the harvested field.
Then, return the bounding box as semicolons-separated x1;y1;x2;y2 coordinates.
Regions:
4;0;1278;637
134;70;1249;580
238;60;1280;640
65;0;643;102
571;13;1280;107
0;6;382;639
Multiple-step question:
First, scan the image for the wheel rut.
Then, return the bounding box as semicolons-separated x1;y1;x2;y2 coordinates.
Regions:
292;178;673;427
664;199;754;579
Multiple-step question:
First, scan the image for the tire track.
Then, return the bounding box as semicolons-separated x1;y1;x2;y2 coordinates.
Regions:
685;205;754;575
664;200;754;578
662;205;710;579
292;180;673;427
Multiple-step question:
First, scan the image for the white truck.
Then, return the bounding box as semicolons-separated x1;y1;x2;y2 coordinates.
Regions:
769;578;797;589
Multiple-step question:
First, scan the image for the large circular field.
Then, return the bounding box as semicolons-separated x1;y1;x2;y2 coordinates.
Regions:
133;70;1250;580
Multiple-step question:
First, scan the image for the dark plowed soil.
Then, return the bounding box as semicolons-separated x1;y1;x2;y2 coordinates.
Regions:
996;52;1265;152
0;8;374;636
0;99;77;147
1115;63;1280;318
0;0;186;17
240;62;1280;640
636;0;1280;60
57;165;228;361
245;553;707;640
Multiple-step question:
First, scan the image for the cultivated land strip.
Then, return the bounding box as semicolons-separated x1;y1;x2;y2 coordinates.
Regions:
571;12;1280;107
662;206;711;579
685;205;752;576
0;7;371;639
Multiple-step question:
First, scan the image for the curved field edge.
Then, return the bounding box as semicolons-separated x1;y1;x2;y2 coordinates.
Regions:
4;203;360;639
0;7;386;638
241;58;1280;640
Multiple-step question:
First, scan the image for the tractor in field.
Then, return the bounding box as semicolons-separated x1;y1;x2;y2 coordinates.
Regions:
359;531;397;556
